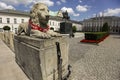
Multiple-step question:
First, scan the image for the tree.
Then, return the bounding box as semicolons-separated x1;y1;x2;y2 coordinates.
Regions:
72;26;77;33
3;26;11;31
102;22;109;32
50;27;54;31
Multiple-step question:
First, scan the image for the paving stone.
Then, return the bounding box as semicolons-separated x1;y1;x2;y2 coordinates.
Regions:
69;35;120;80
0;40;29;80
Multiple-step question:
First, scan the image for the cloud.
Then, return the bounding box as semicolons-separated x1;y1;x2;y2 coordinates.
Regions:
33;0;54;7
61;7;80;17
61;0;66;3
56;1;61;5
79;0;82;3
93;8;120;18
76;5;89;12
0;0;54;7
0;0;31;5
61;7;74;14
0;1;15;10
92;13;96;17
104;8;120;16
73;13;80;16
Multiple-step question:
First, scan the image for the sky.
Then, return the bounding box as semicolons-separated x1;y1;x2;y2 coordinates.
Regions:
0;0;120;21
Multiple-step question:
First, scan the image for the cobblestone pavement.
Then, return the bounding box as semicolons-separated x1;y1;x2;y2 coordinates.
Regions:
1;34;120;80
69;35;120;80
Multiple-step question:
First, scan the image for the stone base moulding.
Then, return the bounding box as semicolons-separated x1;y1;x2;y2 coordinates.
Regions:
14;35;70;80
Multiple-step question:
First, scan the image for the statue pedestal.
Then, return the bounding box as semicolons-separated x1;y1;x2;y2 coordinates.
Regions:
60;22;72;34
14;35;69;80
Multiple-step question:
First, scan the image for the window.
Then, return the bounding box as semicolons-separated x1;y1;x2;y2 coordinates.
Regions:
58;23;60;26
113;29;114;32
49;21;51;25
53;22;54;26
14;18;17;24
15;28;17;34
0;18;2;23
21;19;24;23
7;18;10;23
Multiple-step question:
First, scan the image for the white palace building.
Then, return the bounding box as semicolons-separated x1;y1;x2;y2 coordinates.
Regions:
0;9;82;33
83;16;120;33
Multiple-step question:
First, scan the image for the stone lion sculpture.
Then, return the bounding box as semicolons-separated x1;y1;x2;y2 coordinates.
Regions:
17;3;61;38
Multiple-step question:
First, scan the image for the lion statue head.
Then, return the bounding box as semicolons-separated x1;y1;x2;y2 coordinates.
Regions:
30;3;49;28
18;3;61;38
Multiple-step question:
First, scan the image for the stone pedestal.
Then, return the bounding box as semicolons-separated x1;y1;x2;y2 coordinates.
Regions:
14;35;69;80
60;22;72;34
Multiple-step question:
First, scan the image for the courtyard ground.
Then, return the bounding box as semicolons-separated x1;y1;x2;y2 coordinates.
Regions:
0;40;29;80
0;34;120;80
69;34;120;80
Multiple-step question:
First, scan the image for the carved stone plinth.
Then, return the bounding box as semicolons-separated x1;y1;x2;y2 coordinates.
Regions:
60;22;72;34
14;35;69;80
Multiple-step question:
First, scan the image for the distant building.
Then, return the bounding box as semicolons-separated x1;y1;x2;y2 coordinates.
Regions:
83;16;120;33
0;9;29;33
49;10;82;31
0;9;82;33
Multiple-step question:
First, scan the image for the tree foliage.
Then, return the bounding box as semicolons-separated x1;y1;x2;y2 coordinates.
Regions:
102;22;109;32
50;27;54;30
3;26;11;31
72;26;77;33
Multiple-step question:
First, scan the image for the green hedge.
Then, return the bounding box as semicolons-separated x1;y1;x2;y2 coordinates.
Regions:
85;32;108;40
3;26;11;31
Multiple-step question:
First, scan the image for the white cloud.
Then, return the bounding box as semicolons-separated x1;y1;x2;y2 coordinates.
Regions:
0;0;31;5
0;1;15;10
99;12;103;16
56;1;61;5
0;0;54;7
33;0;54;7
61;7;80;17
79;0;82;3
93;8;120;18
73;18;79;21
76;5;89;12
104;8;120;16
92;13;96;17
73;13;80;16
61;0;66;3
61;7;74;14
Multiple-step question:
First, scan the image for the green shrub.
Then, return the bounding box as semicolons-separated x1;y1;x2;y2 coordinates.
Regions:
102;22;110;32
50;27;54;30
3;26;11;31
85;32;108;40
72;26;77;33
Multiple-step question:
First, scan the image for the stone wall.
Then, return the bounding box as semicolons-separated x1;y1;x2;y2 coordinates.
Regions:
0;31;14;51
0;32;4;40
14;35;69;80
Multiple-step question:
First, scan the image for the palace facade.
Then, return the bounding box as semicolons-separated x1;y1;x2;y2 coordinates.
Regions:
0;9;29;33
83;16;120;33
0;9;82;33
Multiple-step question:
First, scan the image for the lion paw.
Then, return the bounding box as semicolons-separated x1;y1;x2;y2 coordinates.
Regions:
31;30;51;39
47;30;62;37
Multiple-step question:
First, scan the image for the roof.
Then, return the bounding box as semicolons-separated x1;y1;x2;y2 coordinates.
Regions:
70;20;82;24
0;9;29;16
49;16;63;21
0;9;81;24
49;10;63;17
85;16;120;21
49;16;82;24
49;11;58;16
